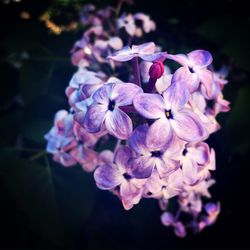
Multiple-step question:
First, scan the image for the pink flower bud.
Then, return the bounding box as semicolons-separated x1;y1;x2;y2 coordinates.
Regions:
149;61;164;79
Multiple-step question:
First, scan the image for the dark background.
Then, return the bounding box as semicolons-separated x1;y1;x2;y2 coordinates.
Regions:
0;0;250;249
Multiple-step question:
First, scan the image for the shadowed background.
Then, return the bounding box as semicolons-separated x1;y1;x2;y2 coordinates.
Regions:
0;0;250;248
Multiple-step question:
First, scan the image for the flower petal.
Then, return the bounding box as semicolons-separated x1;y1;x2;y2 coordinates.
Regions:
105;109;133;139
163;80;190;111
188;142;209;165
146;118;172;149
111;82;143;106
129;124;149;155
92;83;113;104
131;156;155;179
188;50;213;68
133;93;165;119
161;212;175;226
84;104;107;133
198;69;214;98
171;108;207;142
181;157;198;185
140;52;167;62
166;53;189;66
107;46;134;62
94;164;123;190
171;66;200;93
131;42;156;54
114;146;133;171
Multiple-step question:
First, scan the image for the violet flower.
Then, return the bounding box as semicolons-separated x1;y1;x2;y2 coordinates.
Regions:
129;124;181;178
94;146;146;210
107;42;166;62
84;81;143;139
167;50;214;97
133;81;207;147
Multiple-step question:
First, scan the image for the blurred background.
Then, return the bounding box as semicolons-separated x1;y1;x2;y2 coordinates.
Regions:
0;0;250;248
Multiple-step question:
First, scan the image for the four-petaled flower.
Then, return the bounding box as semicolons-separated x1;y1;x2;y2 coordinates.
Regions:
107;42;166;62
133;81;207;148
84;81;143;139
94;146;146;210
167;50;214;97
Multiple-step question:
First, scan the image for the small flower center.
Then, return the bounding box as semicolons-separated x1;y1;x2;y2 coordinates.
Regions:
123;173;132;180
108;100;116;111
182;148;188;156
165;109;173;119
151;150;162;158
188;66;195;73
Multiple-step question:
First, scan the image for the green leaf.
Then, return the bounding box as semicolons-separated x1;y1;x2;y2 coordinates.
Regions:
0;152;64;246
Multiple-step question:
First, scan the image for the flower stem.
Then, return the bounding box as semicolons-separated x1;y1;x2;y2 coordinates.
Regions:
131;57;141;87
147;77;156;93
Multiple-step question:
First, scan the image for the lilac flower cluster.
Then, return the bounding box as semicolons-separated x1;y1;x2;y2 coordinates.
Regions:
45;3;229;237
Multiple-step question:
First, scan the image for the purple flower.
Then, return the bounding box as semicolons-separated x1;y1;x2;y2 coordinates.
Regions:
129;124;181;178
108;42;166;62
143;168;184;200
84;81;142;139
161;212;187;237
134;13;156;33
180;142;210;185
167;50;214;97
133;81;207;146
94;146;146;210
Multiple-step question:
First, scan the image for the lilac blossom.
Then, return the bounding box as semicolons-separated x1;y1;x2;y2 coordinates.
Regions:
45;2;230;237
167;50;214;97
108;42;167;62
94;146;146;210
129;124;181;178
84;81;143;139
133;81;207;147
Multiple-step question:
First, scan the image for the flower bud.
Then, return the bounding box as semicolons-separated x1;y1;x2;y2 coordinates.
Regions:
149;61;164;79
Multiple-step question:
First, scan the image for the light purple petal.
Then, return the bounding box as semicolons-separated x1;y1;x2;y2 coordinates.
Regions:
84;104;107;133
155;74;172;94
181;158;198;185
94;164;123;190
140;52;167;62
163;81;190;111
59;152;77;167
171;108;207;142
174;222;186;238
92;83;113;104
171;66;200;93
155;158;178;178
131;156;155;179
166;53;189;66
105;109;133;139
111;83;143;106
198;69;214;98
114;146;133;171
133;93;165;119
188;50;213;68
120;181;138;198
146;118;172;149
131;42;155;54
188;142;209;165
129;124;149;155
161;212;175;226
107;46;134;62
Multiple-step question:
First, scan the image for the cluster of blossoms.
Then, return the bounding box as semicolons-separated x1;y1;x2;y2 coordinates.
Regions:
45;2;230;237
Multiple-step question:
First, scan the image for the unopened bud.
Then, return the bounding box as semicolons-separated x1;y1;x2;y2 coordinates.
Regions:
149;61;164;79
